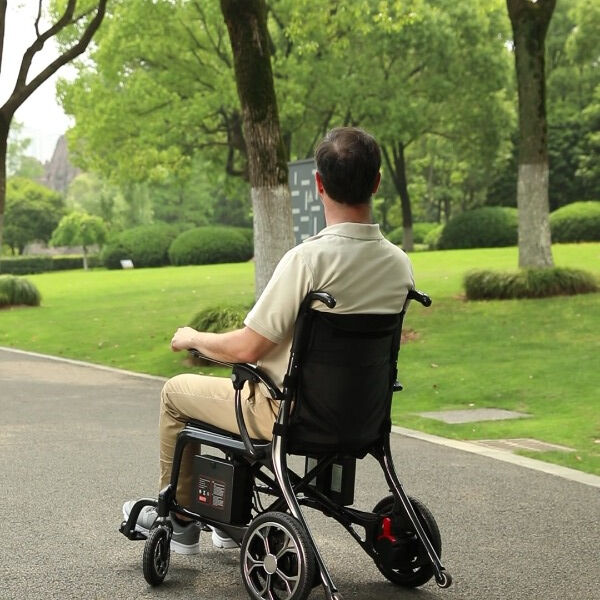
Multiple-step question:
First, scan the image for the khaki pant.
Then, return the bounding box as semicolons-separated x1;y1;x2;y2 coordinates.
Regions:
159;374;278;506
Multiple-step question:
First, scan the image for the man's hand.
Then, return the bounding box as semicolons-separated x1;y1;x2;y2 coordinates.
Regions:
168;325;276;364
170;327;198;352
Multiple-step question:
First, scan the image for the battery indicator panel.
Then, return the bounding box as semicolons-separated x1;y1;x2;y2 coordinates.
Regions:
197;476;226;510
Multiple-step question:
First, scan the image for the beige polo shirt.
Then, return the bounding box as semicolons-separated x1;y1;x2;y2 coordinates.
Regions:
244;222;415;392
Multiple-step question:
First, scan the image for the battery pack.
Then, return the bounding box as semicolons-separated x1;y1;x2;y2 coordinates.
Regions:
191;455;252;524
305;456;356;506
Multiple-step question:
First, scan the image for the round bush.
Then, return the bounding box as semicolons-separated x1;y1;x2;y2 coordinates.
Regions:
386;223;438;246
188;304;249;333
168;226;254;266
424;224;445;250
464;267;597;300
386;227;404;245
550;201;600;243
102;224;178;269
0;275;41;306
438;207;517;250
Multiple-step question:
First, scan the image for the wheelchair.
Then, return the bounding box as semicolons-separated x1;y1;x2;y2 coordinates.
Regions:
120;289;453;600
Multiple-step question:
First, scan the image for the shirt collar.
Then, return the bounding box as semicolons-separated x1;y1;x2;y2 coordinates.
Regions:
305;222;384;242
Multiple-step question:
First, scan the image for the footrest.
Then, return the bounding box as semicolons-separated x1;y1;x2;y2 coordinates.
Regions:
119;521;147;541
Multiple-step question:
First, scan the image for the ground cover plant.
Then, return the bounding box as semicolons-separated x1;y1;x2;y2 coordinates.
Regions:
0;244;598;474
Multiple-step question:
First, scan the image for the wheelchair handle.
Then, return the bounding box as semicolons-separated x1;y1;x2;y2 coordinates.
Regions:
407;289;432;307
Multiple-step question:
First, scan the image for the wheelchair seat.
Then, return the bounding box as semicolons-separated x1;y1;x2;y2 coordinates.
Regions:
121;289;452;599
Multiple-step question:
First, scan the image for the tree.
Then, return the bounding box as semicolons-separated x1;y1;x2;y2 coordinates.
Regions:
4;177;63;254
0;0;108;264
507;0;556;268
220;0;294;296
50;211;107;269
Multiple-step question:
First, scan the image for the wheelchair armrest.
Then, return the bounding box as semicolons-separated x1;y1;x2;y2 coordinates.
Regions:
187;349;283;459
187;349;283;400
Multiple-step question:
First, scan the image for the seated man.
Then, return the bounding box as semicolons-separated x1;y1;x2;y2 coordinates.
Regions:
124;126;415;553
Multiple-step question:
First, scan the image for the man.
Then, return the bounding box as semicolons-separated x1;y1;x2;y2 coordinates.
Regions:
123;126;415;553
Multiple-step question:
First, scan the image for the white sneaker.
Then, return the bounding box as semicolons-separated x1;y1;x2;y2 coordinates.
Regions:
211;527;237;549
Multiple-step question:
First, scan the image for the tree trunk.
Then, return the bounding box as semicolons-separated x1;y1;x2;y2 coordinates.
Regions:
507;0;555;268
221;0;294;298
82;245;89;270
0;114;8;269
383;142;414;251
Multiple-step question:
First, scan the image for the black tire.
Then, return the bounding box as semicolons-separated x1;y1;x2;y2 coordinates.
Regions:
241;511;316;600
143;526;171;586
372;495;441;588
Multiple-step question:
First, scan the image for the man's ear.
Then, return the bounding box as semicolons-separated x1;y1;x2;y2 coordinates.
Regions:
315;171;325;195
372;172;381;194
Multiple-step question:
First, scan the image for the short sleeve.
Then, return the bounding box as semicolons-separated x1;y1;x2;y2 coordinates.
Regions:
244;248;314;344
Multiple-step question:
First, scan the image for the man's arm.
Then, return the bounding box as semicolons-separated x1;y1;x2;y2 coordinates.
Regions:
170;325;277;364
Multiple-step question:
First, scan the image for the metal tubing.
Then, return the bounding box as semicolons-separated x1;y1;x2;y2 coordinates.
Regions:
378;436;447;580
271;435;340;598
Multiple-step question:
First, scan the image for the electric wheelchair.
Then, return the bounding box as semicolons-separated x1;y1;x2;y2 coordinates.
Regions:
120;289;452;599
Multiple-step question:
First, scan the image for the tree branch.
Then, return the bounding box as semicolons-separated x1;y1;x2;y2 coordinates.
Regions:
0;0;6;77
4;0;108;117
34;0;43;38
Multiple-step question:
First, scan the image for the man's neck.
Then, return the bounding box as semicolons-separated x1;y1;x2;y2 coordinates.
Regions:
323;199;373;226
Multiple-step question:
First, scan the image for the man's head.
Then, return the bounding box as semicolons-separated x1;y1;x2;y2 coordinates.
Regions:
315;127;381;205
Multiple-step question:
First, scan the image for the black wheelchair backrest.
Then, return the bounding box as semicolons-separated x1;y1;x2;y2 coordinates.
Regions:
286;309;404;456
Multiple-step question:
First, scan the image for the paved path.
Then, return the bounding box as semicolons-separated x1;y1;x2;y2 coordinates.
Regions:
1;348;598;600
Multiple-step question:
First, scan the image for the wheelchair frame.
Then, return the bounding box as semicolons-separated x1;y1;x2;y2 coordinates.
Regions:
121;290;452;600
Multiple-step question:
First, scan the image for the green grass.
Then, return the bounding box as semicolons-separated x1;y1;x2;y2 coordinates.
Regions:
1;244;599;474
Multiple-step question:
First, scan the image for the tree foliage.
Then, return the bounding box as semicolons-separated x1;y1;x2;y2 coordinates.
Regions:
51;211;107;269
4;178;64;254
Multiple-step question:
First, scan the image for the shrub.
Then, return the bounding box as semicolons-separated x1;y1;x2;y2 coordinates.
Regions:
439;207;517;249
188;304;250;333
0;275;41;306
0;291;10;308
102;224;179;269
424;224;445;250
386;223;438;246
464;267;597;300
52;255;101;271
550;201;600;243
169;226;254;266
0;256;53;274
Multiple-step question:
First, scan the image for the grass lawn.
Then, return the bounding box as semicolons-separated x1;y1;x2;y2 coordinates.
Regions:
1;243;599;474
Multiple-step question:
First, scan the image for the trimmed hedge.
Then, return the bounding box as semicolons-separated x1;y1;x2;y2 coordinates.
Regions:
0;275;41;306
550;201;600;243
386;222;438;246
102;224;179;269
169;226;253;266
464;267;597;300
0;255;100;274
439;207;518;249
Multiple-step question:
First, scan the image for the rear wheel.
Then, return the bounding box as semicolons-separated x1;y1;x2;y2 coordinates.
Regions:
372;495;441;587
241;511;316;600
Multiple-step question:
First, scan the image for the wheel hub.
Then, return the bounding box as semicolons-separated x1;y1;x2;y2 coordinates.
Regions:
264;553;278;575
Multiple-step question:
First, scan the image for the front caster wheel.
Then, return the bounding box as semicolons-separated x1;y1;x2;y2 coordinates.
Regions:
436;570;453;588
143;526;171;586
241;511;316;600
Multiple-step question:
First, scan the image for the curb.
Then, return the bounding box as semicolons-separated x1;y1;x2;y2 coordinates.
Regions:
392;425;600;488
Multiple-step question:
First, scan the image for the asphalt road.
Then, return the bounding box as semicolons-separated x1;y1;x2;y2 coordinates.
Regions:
1;348;598;600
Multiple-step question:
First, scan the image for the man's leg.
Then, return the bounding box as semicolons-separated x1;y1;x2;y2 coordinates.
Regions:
159;373;277;507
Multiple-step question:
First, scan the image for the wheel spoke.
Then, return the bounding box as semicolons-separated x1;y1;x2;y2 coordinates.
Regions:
259;526;272;555
275;532;293;559
246;555;264;574
276;568;299;593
